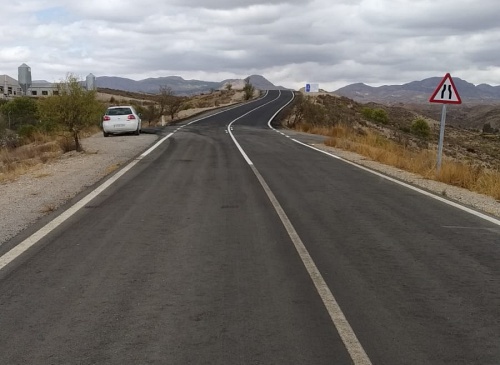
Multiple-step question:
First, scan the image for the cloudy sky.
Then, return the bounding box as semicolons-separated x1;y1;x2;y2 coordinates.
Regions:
1;0;500;90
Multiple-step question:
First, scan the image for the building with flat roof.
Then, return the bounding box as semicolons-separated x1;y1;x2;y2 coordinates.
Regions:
1;75;22;98
1;64;95;99
0;75;59;99
29;82;59;97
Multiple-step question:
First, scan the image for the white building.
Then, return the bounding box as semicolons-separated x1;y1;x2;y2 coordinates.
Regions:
0;75;22;98
1;64;94;99
0;75;59;99
29;82;59;97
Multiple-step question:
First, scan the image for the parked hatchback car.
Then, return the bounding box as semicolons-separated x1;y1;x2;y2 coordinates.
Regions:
102;106;142;137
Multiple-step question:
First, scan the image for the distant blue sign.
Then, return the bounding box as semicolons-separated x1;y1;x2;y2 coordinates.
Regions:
304;83;319;93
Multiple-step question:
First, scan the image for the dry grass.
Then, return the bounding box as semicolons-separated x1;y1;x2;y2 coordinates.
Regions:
0;125;104;183
34;172;52;179
0;134;64;182
40;203;57;214
105;163;121;175
298;123;500;200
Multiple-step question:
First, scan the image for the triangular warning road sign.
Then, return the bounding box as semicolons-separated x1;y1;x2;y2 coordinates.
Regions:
429;73;462;104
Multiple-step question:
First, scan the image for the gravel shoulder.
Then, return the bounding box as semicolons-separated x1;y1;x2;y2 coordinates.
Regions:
0;132;158;246
311;142;500;219
2;126;499;248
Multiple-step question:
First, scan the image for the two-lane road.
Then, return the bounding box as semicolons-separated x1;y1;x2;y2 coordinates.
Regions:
0;90;499;364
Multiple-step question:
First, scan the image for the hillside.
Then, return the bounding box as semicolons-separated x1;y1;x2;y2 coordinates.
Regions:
95;74;284;95
334;77;500;104
405;103;500;131
278;93;500;170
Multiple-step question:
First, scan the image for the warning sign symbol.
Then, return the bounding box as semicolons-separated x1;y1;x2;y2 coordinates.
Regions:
429;73;462;104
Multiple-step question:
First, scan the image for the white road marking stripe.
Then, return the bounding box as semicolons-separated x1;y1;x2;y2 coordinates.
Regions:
0;92;271;272
266;90;500;227
229;90;373;365
250;165;373;365
227;91;283;165
291;139;500;227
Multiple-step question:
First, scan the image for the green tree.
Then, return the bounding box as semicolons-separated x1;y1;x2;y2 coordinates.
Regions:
243;78;255;100
38;74;104;152
411;118;431;139
0;97;39;130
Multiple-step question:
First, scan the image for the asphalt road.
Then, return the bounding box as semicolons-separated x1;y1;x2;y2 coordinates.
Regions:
1;90;499;364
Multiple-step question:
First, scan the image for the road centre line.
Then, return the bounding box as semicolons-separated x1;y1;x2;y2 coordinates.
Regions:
228;91;373;365
0;91;271;272
227;91;283;165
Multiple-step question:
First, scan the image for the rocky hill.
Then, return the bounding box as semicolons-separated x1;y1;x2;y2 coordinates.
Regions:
335;77;500;105
405;103;500;131
95;74;285;95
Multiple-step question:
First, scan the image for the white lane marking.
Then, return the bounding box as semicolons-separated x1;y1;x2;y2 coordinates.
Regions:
267;90;295;130
443;226;500;232
291;139;500;227
228;90;373;365
227;91;283;165
250;165;372;365
265;91;500;227
0;92;272;272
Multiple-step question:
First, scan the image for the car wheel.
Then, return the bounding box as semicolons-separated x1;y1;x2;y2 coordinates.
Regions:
135;126;140;135
103;131;109;137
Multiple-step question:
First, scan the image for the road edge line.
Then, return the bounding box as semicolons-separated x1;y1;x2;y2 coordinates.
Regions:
266;90;500;227
0;91;271;272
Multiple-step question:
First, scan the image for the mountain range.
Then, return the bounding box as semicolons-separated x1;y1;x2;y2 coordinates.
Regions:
333;77;500;104
94;73;500;104
95;75;286;95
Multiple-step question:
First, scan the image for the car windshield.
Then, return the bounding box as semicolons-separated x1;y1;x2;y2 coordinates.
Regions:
107;108;132;116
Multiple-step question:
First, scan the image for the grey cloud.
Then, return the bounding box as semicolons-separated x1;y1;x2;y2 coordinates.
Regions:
2;0;500;90
169;0;310;10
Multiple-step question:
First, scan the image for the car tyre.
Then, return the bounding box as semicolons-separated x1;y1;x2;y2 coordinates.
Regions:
135;126;140;135
103;131;109;137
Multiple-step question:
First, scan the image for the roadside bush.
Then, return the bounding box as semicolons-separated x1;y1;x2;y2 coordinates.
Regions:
482;122;499;134
362;107;389;124
58;135;76;152
372;109;389;124
362;107;374;120
0;130;20;149
0;97;39;130
197;101;211;108
18;124;37;141
182;102;194;110
243;78;255;100
411;118;431;139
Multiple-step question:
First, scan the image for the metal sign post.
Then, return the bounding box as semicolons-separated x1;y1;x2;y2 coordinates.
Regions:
429;73;462;173
436;104;447;172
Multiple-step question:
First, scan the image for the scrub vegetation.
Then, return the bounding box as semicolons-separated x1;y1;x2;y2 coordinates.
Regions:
0;81;252;182
280;93;500;200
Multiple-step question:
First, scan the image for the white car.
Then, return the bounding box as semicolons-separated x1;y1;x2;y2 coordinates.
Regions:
102;105;142;137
